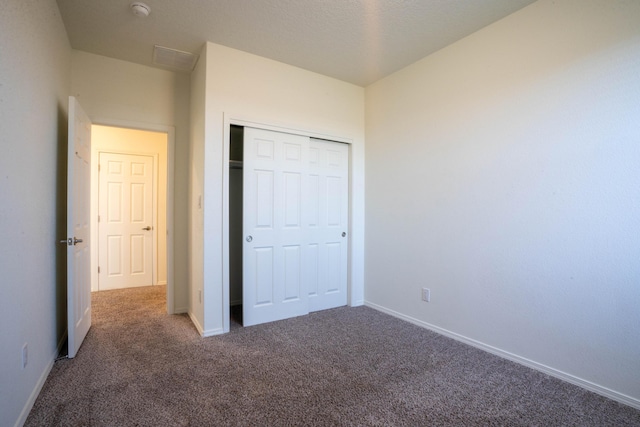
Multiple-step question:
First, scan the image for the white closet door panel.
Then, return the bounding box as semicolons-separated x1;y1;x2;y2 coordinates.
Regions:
243;128;309;326
326;242;342;293
255;170;274;228
307;243;319;297
253;247;274;305
326;176;342;226
284;172;302;227
283;245;302;301
308;139;349;312
308;174;320;227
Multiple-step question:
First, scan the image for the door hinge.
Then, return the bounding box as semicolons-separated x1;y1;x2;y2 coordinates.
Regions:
98;163;101;172
98;266;100;274
98;215;100;222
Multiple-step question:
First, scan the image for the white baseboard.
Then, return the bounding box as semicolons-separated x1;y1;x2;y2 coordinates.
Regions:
188;311;204;336
187;311;224;337
365;301;640;410
202;327;224;337
14;334;67;427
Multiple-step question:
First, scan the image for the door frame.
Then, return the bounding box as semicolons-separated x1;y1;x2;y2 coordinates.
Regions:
90;118;176;314
222;113;355;333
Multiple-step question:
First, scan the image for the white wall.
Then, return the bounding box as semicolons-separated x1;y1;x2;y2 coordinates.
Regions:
91;125;168;289
189;44;207;332
191;42;365;335
365;0;640;407
0;1;71;425
71;51;190;312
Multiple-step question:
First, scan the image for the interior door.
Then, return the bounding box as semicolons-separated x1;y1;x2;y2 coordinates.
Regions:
66;96;91;358
98;152;154;290
307;139;349;312
243;127;309;326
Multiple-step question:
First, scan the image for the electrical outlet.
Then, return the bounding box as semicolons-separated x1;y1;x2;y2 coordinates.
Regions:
22;343;28;369
421;288;430;302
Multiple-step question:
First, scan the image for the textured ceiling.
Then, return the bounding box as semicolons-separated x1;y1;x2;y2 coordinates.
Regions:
56;0;536;86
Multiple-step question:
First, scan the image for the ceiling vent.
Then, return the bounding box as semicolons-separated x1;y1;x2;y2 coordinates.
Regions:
153;45;199;72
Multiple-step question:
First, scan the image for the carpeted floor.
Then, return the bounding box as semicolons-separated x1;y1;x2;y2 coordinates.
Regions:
26;285;640;426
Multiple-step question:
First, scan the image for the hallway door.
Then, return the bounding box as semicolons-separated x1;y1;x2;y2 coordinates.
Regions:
98;152;154;290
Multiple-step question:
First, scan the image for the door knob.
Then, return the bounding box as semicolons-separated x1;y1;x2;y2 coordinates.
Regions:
59;237;83;245
246;236;253;242
342;232;346;237
142;226;152;231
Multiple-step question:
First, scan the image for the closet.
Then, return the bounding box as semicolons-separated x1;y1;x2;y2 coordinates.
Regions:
229;125;349;326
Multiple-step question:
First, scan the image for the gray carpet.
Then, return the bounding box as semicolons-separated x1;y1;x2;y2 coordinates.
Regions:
26;286;640;426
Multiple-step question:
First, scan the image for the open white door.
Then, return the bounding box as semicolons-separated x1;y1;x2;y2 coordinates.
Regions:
243;128;309;326
65;96;92;358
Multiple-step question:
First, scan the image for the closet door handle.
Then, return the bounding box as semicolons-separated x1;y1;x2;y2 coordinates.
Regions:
246;236;253;242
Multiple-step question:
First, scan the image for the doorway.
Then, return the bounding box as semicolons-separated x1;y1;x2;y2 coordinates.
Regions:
90;125;170;304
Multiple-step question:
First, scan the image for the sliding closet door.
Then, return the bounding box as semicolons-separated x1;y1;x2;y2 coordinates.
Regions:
243;127;309;326
307;139;349;312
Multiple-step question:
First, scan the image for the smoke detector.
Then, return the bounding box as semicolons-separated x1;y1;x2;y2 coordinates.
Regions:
130;2;151;17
